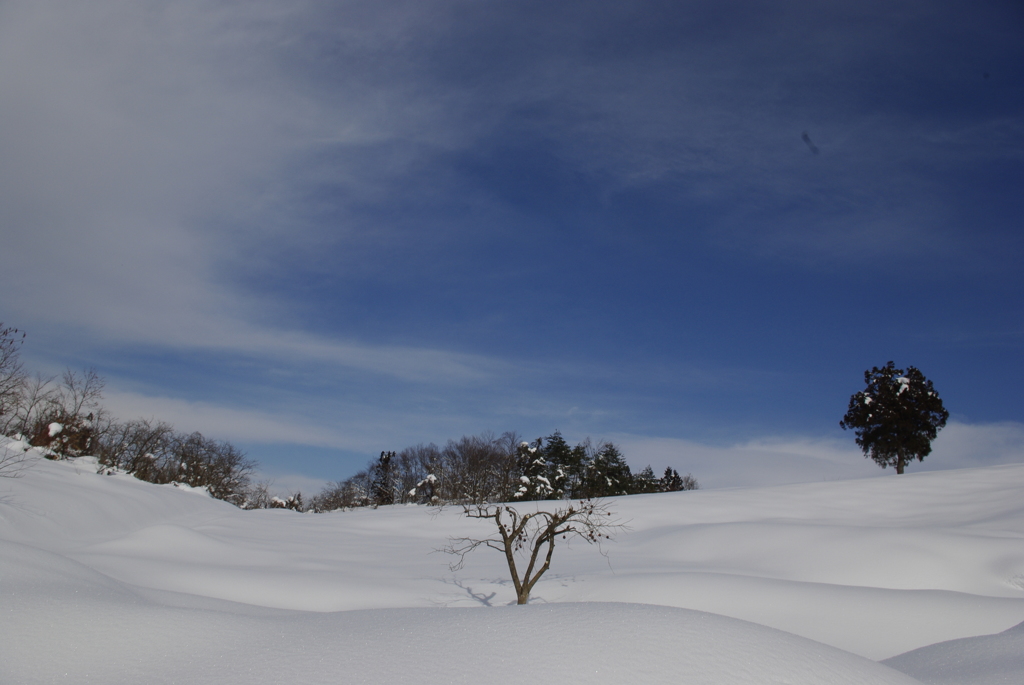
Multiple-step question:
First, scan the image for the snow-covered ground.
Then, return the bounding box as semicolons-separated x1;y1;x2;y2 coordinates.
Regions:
2;439;1023;684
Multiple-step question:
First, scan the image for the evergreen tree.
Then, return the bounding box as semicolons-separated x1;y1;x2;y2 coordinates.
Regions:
568;443;590;496
370;450;397;505
840;362;948;474
542;430;582;499
581;442;632;498
631;465;660;494
513;438;554;501
660;467;698;492
661;467;685;492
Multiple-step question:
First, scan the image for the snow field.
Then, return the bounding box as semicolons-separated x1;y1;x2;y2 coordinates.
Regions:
3;441;1024;683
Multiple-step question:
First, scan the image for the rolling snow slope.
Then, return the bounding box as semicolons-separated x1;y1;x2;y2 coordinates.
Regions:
2;439;1024;683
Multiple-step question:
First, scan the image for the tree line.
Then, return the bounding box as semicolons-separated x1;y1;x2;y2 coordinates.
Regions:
0;323;256;505
303;431;698;512
1;323;698;509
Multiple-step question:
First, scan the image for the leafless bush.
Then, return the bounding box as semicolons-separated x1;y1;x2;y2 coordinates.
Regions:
167;432;256;506
96;418;174;480
241;480;275;509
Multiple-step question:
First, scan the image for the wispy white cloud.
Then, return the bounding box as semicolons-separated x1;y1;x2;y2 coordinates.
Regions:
615;434;879;489
0;0;532;388
100;389;344;448
922;421;1024;471
0;2;310;342
228;329;506;385
100;383;517;457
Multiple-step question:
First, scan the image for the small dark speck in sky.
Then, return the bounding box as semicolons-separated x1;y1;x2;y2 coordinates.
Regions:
801;131;819;155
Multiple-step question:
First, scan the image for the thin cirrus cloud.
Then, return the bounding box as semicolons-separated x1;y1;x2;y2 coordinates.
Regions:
2;0;1014;330
0;0;506;387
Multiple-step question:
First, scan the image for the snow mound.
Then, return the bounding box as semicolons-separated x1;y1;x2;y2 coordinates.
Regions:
883;619;1024;685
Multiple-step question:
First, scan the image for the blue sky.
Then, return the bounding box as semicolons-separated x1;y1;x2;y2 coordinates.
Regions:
2;0;1022;491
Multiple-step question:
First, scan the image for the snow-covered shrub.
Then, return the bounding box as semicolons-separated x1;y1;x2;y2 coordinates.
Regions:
270;492;304;511
9;368;107;460
407;473;438;504
28;412;97;459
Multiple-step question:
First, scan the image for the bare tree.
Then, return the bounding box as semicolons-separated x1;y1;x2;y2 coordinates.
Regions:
168;431;256;505
241;480;275;509
443;499;624;605
96;418;174;479
2;373;56;438
309;472;372;511
0;325;33;477
55;367;105;421
440;433;510;504
0;324;27;433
